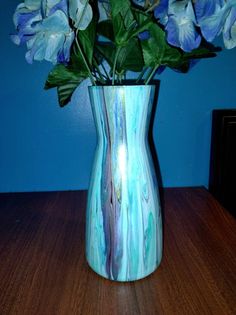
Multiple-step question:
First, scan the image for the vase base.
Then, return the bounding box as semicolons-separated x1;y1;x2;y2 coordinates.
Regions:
86;259;162;282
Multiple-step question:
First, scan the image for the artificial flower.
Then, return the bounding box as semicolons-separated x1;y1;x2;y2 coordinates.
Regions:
11;0;93;64
165;0;201;52
223;4;236;48
195;0;236;49
69;0;93;29
154;0;169;25
24;10;74;64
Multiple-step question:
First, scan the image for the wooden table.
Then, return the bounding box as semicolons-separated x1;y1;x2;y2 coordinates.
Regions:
0;188;235;315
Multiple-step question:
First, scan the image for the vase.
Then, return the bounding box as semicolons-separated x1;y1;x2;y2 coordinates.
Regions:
86;85;163;281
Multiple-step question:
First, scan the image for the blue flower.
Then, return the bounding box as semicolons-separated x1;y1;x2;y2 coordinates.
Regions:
27;11;74;64
194;0;236;49
165;1;201;52
223;4;236;48
69;0;93;30
12;0;93;64
11;1;41;45
194;0;224;19
154;0;169;25
44;0;68;16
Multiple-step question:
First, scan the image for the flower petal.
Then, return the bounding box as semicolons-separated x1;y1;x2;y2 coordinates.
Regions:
48;0;68;16
223;6;236;49
166;1;201;52
154;0;168;25
69;0;93;30
166;17;180;48
194;0;223;20
166;16;201;52
12;4;42;45
197;5;224;42
24;0;41;11
12;2;74;64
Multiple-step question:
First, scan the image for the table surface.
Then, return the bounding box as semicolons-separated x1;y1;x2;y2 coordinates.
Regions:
0;188;235;315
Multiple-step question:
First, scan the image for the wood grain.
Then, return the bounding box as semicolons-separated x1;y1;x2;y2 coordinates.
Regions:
0;188;235;315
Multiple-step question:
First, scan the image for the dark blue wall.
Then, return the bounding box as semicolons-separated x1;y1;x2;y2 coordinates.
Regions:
1;1;236;192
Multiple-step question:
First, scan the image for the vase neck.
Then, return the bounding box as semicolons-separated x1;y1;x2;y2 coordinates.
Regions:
89;86;155;140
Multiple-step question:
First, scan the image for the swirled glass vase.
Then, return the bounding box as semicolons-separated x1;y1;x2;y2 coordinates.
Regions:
86;85;163;281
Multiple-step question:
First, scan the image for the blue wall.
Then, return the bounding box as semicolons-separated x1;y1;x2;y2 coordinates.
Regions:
1;1;236;192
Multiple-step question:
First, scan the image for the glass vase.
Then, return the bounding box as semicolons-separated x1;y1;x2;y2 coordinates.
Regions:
86;85;163;281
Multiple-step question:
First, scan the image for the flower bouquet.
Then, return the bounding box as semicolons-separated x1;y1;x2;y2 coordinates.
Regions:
12;0;236;106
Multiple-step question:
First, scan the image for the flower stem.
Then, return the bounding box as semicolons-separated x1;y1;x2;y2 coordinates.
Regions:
112;47;121;85
75;31;96;86
145;65;159;85
100;62;110;81
76;0;89;28
145;0;160;13
136;67;148;83
93;58;106;84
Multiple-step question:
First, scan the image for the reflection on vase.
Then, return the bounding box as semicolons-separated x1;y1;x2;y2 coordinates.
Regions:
86;85;162;281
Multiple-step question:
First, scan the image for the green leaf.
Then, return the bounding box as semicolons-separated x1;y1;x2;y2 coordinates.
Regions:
109;0;135;46
130;8;152;39
110;0;131;18
97;1;147;76
45;65;81;89
96;43;116;68
77;18;96;65
183;47;218;60
116;38;144;72
45;64;88;106
97;20;114;42
112;14;128;45
162;47;217;73
93;47;104;66
57;82;80;107
97;38;144;73
141;23;168;67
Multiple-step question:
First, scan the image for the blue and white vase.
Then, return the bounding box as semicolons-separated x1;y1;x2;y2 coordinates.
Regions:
86;85;163;281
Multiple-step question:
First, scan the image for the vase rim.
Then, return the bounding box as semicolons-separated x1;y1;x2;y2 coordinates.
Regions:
88;84;156;89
